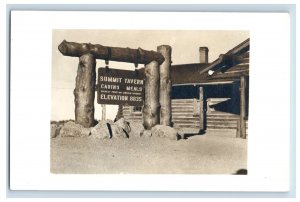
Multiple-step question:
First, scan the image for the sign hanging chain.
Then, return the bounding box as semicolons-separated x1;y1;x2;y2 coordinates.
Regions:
135;49;140;75
105;47;112;72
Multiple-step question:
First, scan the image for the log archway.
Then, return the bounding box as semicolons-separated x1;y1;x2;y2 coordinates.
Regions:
58;40;171;129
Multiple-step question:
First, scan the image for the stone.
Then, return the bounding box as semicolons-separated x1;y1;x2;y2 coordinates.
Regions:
106;119;114;125
151;125;179;140
90;120;111;139
59;121;91;137
114;118;131;134
176;128;186;139
81;127;92;137
127;121;145;138
111;124;129;139
51;124;62;138
141;129;152;138
90;119;131;139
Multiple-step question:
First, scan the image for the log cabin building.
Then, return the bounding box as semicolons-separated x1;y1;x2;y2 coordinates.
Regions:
117;38;249;137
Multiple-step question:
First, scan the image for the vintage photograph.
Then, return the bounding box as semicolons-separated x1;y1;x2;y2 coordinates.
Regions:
51;30;249;174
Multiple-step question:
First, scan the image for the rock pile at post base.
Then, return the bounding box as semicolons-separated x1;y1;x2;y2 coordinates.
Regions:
59;121;92;137
90;118;130;139
142;125;180;140
51;124;62;138
127;121;145;138
51;118;180;140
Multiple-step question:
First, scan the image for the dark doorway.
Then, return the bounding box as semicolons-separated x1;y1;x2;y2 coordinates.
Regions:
171;85;199;99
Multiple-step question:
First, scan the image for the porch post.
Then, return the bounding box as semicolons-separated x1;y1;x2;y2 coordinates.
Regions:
239;76;246;138
199;86;205;131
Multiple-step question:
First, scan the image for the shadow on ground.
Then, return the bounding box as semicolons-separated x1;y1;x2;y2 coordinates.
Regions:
182;130;206;139
233;169;248;175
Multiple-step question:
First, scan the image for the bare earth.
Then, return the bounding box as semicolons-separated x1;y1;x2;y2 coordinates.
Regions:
51;130;247;174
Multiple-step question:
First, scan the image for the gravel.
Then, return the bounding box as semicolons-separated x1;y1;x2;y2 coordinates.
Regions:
51;130;247;174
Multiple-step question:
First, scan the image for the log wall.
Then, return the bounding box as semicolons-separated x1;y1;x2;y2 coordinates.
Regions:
206;98;248;136
123;99;201;133
121;97;249;136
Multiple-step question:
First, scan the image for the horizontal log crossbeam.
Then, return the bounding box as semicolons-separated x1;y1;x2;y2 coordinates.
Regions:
58;40;165;65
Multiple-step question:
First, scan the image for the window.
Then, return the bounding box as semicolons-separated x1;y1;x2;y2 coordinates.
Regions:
132;106;142;113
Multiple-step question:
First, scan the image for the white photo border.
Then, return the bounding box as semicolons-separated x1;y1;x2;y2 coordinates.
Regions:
6;4;296;198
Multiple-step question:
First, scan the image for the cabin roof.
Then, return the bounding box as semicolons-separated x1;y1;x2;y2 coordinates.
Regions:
170;38;250;85
200;38;250;83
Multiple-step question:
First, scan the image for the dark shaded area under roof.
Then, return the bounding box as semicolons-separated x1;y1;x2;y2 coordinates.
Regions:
171;63;209;85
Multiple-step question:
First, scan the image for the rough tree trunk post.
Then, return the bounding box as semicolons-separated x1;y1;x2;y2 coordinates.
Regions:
74;54;96;128
239;76;246;139
157;45;172;126
143;61;160;129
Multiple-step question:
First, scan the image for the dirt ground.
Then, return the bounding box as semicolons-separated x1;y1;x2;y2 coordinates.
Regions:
51;130;247;174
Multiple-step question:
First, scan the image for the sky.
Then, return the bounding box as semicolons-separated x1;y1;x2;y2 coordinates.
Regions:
52;30;249;121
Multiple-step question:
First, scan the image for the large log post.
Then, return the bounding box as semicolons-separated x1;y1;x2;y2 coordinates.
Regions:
143;61;160;129
157;45;172;126
74;54;96;128
58;40;165;65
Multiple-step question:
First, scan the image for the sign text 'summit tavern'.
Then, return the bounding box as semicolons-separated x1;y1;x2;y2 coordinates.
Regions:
97;68;145;106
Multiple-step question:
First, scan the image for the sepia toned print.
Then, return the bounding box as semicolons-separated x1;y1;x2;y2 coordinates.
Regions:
51;30;249;174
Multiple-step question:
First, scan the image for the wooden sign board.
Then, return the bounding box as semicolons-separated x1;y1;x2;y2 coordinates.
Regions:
97;68;145;106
